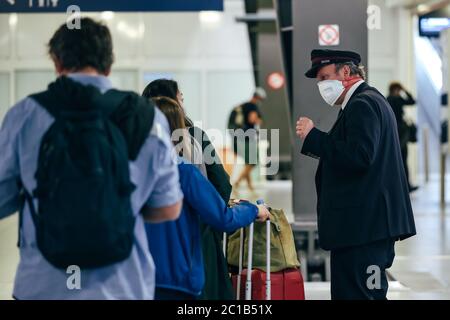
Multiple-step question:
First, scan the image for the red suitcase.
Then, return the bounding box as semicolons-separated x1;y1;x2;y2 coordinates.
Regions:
231;268;305;300
227;201;305;300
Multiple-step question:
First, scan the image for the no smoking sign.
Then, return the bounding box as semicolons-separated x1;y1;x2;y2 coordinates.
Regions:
318;24;340;46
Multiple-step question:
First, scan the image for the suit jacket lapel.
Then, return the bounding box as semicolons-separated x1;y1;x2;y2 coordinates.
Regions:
329;109;344;133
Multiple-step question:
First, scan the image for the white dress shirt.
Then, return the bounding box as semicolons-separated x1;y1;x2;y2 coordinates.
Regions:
341;80;365;110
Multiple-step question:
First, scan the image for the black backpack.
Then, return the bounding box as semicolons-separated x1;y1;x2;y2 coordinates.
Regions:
22;81;154;269
227;105;244;131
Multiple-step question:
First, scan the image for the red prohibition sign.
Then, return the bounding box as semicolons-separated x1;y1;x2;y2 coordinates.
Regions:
319;25;339;45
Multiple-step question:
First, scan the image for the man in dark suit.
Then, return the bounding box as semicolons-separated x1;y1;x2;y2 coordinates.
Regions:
296;49;416;300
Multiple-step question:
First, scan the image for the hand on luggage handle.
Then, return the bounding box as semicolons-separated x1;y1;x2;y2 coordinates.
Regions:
256;205;270;222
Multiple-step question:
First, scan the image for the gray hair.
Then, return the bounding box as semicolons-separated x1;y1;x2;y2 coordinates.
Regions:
335;62;366;80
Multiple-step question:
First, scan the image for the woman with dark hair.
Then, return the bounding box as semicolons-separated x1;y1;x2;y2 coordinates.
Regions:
143;79;234;300
142;79;193;127
151;96;206;176
145;97;270;300
143;79;231;197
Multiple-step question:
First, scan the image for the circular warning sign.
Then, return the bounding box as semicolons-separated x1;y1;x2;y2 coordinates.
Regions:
267;72;285;90
319;24;340;46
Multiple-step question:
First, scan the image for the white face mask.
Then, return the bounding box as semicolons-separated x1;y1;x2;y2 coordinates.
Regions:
317;80;345;106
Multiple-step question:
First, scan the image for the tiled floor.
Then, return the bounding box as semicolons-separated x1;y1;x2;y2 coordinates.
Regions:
385;176;450;300
0;214;19;300
1;177;449;300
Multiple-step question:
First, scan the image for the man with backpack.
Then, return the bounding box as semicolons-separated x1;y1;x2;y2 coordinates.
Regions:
0;18;183;300
228;88;266;193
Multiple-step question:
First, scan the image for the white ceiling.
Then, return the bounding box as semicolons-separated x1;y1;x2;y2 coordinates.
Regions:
385;0;448;8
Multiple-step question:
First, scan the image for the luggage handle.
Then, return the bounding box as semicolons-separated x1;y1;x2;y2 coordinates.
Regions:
223;231;244;301
237;228;244;300
245;222;254;300
223;233;227;257
261;200;271;300
265;217;271;300
241;199;271;301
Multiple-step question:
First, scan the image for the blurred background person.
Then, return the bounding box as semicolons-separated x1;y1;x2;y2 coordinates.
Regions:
228;88;266;194
387;82;418;192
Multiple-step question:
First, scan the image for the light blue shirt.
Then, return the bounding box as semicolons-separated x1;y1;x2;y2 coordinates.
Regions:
0;74;183;300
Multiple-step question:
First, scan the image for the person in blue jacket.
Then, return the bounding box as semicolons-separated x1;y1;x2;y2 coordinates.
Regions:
145;97;270;300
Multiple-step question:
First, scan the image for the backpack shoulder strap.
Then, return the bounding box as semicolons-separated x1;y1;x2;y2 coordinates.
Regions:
96;89;132;116
30;86;132;118
17;189;39;248
104;89;156;161
29;90;60;118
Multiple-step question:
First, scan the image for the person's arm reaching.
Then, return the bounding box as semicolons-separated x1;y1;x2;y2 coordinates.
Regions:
180;163;268;233
301;98;381;173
